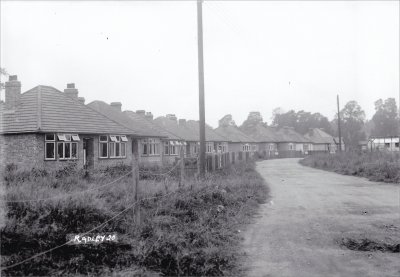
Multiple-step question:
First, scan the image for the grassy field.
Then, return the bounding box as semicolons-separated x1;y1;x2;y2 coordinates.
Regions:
300;151;400;183
1;161;268;276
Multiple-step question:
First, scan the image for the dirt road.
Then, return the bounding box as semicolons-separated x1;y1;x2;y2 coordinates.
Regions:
241;158;400;277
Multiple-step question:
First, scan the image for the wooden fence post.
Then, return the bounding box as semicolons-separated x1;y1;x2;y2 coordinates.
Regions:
132;138;140;225
179;145;185;187
211;152;216;171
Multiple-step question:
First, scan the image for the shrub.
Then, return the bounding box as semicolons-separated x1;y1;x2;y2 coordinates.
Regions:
300;151;400;183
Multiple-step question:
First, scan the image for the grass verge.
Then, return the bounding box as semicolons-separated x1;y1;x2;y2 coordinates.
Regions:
1;161;268;276
300;151;400;183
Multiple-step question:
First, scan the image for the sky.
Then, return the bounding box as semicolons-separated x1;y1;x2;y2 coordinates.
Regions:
1;0;399;128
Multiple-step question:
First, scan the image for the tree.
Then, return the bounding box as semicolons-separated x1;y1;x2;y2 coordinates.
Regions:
0;67;9;92
340;100;366;151
271;109;334;135
240;111;266;132
218;114;236;127
371;98;399;137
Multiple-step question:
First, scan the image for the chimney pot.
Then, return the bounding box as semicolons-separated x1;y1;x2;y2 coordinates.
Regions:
166;114;177;121
78;97;85;104
5;75;21;110
145;112;153;120
136;110;146;116
179;119;186;126
64;83;78;99
110;102;122;111
9;75;18;81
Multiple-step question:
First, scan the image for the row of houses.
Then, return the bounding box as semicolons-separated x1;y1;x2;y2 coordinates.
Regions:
0;77;343;171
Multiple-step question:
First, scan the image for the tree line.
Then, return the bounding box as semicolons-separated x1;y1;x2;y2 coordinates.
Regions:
240;99;399;151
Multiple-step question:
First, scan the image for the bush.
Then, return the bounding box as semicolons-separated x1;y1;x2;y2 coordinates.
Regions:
1;162;268;276
300;151;400;183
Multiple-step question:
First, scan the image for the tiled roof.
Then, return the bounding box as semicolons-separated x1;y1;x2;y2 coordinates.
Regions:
304;128;337;144
214;125;256;143
0;86;133;134
275;127;310;143
185;120;228;142
153;117;199;141
87;101;168;138
240;124;280;143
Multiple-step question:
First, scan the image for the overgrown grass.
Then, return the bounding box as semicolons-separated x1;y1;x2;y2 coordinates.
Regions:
300;151;400;183
1;161;268;276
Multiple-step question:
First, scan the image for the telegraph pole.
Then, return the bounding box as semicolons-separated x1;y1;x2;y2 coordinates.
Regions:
197;0;206;176
337;94;342;152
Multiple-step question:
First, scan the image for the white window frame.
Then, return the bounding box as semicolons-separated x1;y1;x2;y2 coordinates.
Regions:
99;135;109;158
109;135;126;158
71;134;80;141
57;141;78;160
45;133;56;160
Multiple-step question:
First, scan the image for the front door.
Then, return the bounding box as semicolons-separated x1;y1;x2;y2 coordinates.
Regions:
83;138;94;169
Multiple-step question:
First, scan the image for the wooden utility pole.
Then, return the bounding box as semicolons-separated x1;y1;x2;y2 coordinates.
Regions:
337;95;342;152
132;139;140;224
197;0;206;176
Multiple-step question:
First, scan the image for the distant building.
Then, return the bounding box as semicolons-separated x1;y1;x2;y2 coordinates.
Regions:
366;137;400;152
304;128;343;153
214;115;258;163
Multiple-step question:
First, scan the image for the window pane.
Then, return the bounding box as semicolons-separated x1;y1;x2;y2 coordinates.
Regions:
45;134;55;141
121;143;126;157
46;142;55;159
72;134;80;141
72;143;77;158
58;143;64;159
110;142;115;157
116;143;120;157
143;143;148;155
65;143;71;158
100;135;108;142
100;143;108;158
65;134;71;141
121;135;128;142
57;134;66;141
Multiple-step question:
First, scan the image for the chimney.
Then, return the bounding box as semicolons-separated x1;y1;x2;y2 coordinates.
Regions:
78;97;85;104
5;75;21;110
136;110;145;116
166;114;177;122
145;112;153;120
179;119;186;126
64;83;78;99
110;102;122;111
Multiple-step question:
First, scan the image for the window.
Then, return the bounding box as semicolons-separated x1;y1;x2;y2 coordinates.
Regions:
142;138;160;156
46;133;78;160
57;141;78;160
269;144;274;151
385;143;390;148
71;134;80;141
99;136;108;158
206;142;214;153
170;141;178;155
289;143;294;150
109;135;126;158
395;143;399;148
45;134;56;160
164;141;170;155
242;144;251;152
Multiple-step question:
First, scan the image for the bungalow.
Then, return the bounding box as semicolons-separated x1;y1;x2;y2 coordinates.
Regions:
214;114;258;163
366;136;400;152
240;123;280;159
87;101;182;166
304;128;342;153
0;76;135;172
124;110;185;164
275;126;311;157
153;114;200;159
